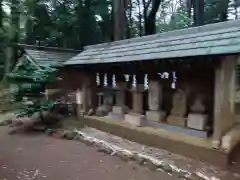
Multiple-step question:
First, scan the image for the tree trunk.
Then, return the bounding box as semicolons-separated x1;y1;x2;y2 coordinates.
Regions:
136;0;143;36
186;0;192;22
0;0;2;27
113;0;127;40
145;0;162;35
126;0;133;38
219;0;229;22
192;0;204;26
10;0;20;69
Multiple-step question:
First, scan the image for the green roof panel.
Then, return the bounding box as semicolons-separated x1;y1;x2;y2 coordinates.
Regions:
63;20;240;65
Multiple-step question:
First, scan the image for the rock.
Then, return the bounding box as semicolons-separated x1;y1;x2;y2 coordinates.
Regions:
147;161;158;171
74;134;84;141
131;154;146;165
96;144;113;155
82;138;94;146
176;170;190;179
64;131;77;140
115;165;121;169
96;105;111;117
53;130;65;139
87;109;94;116
185;173;202;180
117;151;132;162
0;119;12;126
45;129;54;136
159;163;172;172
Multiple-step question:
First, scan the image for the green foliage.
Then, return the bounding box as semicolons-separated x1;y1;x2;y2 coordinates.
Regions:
204;0;229;24
6;57;58;117
22;0;112;48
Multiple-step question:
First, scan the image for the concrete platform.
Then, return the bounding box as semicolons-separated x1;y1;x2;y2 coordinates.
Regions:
84;115;230;168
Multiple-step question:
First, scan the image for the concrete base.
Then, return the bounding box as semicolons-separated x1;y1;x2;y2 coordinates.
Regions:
221;125;240;152
146;110;166;122
187;113;208;130
145;120;208;138
124;113;145;127
166;115;186;127
108;112;124;119
85;116;230;168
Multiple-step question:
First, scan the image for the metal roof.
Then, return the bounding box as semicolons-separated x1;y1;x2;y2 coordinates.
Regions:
18;44;80;67
64;20;240;65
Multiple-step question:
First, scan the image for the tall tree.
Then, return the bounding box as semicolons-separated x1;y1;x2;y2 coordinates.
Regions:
143;0;162;35
136;0;143;36
186;0;230;25
192;0;204;26
113;0;127;40
95;0;114;42
75;0;101;46
0;0;3;27
6;0;20;72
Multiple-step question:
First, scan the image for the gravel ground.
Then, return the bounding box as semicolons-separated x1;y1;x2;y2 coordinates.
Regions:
81;127;240;180
0;126;178;180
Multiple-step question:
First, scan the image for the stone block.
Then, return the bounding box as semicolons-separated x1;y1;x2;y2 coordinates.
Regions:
166;115;186;127
112;106;128;115
146;110;166;122
124;113;145;127
221;125;240;152
187;113;208;130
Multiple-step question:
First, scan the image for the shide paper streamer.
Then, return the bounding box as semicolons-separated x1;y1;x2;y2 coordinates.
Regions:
96;72;177;89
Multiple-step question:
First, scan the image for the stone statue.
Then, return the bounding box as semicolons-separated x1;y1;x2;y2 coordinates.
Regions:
148;81;162;111
170;89;187;117
166;89;187;127
190;94;206;113
187;94;208;130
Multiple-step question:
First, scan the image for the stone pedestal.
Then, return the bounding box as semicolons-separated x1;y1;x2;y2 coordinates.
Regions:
221;125;240;152
124;113;145;127
146;110;166;122
132;92;143;113
125;84;145;126
112;81;128;116
112;105;128;115
166;115;186;127
116;91;125;106
187;113;208;130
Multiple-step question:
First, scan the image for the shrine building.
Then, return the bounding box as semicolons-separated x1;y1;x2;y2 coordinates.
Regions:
62;19;240;168
15;19;240;168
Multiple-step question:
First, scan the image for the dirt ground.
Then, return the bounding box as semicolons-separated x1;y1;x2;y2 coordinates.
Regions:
0;127;178;180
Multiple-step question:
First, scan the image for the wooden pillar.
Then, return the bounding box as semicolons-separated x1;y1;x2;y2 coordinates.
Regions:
81;72;97;113
212;56;236;148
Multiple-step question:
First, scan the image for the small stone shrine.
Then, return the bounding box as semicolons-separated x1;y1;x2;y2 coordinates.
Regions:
124;75;145;127
112;74;128;116
166;89;187;127
146;80;166;122
187;94;208;130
